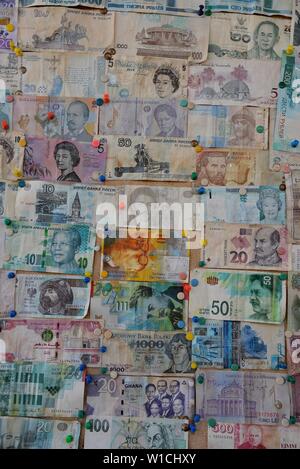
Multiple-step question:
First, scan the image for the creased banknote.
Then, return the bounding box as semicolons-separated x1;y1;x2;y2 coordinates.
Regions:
2;221;95;274
105;136;195;181
15;273;91;318
192;320;285;370
188;105;269;149
20;52;106;98
205;0;292;16
208;422;300;449
100;232;189;282
273;53;300;153
108;0;201;15
201;223;289;271
0;319;103;365
286;171;300;242
0;5;17;52
0;53;20;95
115;12;209;60
84;416;188;449
209;13;291;61
20;0;106;8
201;185;286;224
0;270;15;317
18;7;114;53
288;272;300;331
0;417;80;449
99;99;187;137
0;362;84;417
85;375;195;418
0;132;25;181
15;181;103;225
286;332;300;374
189;269;286;324
91;280;187;331
196;370;292;424
105;57;187;101
101;331;193;374
292;0;300;62
23;137;107;184
13;95;97;142
188;60;280;107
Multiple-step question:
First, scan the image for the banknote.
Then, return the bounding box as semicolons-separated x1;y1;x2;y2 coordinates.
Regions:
0;362;84;417
0;132;25;181
0;417;80;449
189;269;286;324
84;416;188;449
268;107;299;171
20;0;106;7
2;221;95;274
0;180;17;218
114;12;209;61
0;53;20;95
208;13;291;61
15;181;102;225
18;7;114;53
23;137;107;184
108;0;201;15
105;136;195;181
187;105;269;149
99;99;187;137
273;53;300;153
204;0;293;16
85;375;195;418
188;60;280;108
196;149;258;186
0;5;17;52
200;223;289;271
0;270;15;318
286;171;300;242
91;280;187;331
208;422;300;449
15;273;91;318
288;272;300;331
105;57;188;101
101;331;193;374
0;319;103;365
196;370;292;424
20;52;106;98
292;0;300;62
192;320;285;370
13;95;97;142
100;232;189;282
201;185;286;224
0;100;12;135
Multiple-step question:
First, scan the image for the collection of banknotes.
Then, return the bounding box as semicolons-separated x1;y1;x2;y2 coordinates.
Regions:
0;0;300;451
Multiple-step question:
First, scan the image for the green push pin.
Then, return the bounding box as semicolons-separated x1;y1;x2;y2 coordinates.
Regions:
198;317;206;325
85;421;92;430
231;364;239;371
289;416;297;425
180;99;188;108
287;375;296;384
103;282;113;292
256;125;264;133
279;81;286;89
208;418;217;428
205;8;212;15
199;261;206;267
191;172;198;181
279;273;288;281
197;375;204;384
65;435;73;444
4;218;11;226
78;410;85;419
101;367;108;374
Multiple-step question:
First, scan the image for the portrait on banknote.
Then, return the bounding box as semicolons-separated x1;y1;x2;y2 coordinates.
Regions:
248;227;283;267
151;103;185;138
53;141;81;182
50;227;83;273
228;108;256;146
38;279;74;315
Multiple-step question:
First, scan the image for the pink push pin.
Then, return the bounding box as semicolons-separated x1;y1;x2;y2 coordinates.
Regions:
179;272;187;280
92;139;100;148
119;201;126;209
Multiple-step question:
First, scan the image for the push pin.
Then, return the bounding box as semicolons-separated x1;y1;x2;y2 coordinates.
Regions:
18;137;27;147
291;139;299;148
197;375;204;384
65;435;73;444
103;93;110;104
79;363;86;371
192;316;199;323
14;47;23;57
96;98;104;107
9;310;17;318
85;375;93;384
12;168;22;178
198;4;204;15
6;23;15;32
205;8;212;15
194;415;201;423
179;99;188;108
99;175;106;183
6;95;14;103
92;139;100;148
208;418;217;428
191;172;198;181
18;180;26;188
1;120;9;131
177;320;185;329
189;424;196;433
84;277;91;283
191;278;199;287
7;272;15;279
197;187;206;195
47;112;55;120
286;45;294;55
186;332;194;341
191;362;198;370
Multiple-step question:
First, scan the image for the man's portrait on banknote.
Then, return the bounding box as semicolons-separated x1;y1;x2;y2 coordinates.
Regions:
38;279;74;315
247;21;280;60
153;104;184;138
164;334;191;373
54;141;81;182
228;108;256;146
248;274;282;321
64;100;93;142
50;228;82;273
145;422;175;449
236;425;266;449
0;432;22;449
153;66;180;99
196;151;227;185
249;227;282;267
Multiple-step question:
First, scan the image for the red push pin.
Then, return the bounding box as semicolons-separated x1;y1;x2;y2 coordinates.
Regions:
103;93;110;104
183;283;192;293
47;112;55;120
179;272;187;281
91;139;100;148
1;120;9;130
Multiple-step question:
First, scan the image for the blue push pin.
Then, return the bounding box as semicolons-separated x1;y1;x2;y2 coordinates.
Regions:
197;187;206;195
99;175;106;183
79;363;86;371
85;374;93;384
291;139;299;148
100;346;107;353
189;424;196;433
18;180;26;188
192;316;199;323
84;277;91;283
177;320;185;329
191;278;199;287
194;414;201;423
7;272;15;279
96;98;104;106
9;310;17;318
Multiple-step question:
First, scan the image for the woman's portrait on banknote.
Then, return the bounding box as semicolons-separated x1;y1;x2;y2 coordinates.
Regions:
53;141;81;182
153;66;180;99
256;187;283;224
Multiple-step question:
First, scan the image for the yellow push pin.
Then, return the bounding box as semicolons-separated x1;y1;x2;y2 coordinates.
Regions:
201;239;208;247
18;137;27;147
6;23;15;33
9;40;15;50
101;270;108;278
84;271;92;278
186;332;194;341
286;45;294;55
194;145;203;153
12;168;23;178
14;47;23;57
191;361;198;370
182;230;187;238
